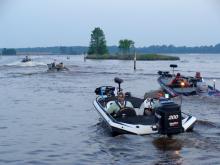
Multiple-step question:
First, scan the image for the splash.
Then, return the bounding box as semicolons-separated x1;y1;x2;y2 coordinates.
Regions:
4;61;46;67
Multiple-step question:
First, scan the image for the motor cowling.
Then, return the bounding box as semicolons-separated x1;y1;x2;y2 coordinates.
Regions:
155;101;183;135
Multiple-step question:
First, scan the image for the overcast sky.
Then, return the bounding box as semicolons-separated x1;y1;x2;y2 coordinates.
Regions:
0;0;220;48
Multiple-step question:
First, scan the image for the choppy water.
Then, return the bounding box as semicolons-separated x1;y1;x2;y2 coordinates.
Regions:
0;54;220;165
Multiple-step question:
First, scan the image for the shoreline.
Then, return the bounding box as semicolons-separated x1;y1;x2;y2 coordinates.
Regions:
86;54;180;61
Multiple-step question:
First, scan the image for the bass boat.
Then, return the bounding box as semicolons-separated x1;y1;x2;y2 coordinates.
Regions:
93;77;196;136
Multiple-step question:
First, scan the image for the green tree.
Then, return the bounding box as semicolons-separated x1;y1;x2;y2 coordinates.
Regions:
118;39;135;55
60;46;67;54
2;48;16;55
88;27;108;55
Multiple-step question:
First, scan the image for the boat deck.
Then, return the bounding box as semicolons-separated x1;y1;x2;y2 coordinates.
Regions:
116;115;155;125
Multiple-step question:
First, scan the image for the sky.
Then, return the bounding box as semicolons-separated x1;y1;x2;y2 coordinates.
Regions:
0;0;220;48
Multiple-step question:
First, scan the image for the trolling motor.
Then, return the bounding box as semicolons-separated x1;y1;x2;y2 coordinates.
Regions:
114;77;123;92
170;64;178;75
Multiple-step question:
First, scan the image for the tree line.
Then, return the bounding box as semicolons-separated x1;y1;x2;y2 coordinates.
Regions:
1;27;220;55
87;27;220;55
2;44;220;55
1;48;16;55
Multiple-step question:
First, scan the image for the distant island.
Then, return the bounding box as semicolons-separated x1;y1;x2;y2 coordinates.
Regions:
86;54;180;61
85;28;180;61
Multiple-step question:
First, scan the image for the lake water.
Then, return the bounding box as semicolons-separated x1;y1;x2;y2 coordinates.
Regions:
0;54;220;165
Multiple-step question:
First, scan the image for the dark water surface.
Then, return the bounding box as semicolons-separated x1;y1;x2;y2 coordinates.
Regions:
0;54;220;165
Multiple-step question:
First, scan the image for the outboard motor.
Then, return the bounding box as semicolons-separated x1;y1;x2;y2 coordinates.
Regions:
155;100;183;135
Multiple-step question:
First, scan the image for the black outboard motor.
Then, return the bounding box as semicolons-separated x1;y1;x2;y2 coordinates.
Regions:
155;101;183;135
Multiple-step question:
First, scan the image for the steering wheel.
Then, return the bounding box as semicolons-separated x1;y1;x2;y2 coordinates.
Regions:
115;107;137;118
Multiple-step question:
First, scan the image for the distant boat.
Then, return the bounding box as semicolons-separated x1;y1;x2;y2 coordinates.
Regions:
21;56;32;63
47;62;69;72
157;64;220;97
198;80;220;97
157;65;197;97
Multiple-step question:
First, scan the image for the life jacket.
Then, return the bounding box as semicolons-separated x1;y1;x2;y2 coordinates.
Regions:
172;76;181;84
115;100;127;110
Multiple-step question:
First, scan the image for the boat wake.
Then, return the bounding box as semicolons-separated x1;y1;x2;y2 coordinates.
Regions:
4;61;46;67
196;120;218;128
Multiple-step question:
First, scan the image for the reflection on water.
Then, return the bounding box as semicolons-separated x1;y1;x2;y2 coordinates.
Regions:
0;54;220;164
153;137;183;151
153;137;183;165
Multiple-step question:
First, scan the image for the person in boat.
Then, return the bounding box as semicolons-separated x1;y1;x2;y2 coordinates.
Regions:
152;91;166;108
194;72;208;92
107;91;133;116
143;91;165;115
169;73;190;87
23;56;30;62
60;62;64;68
51;61;56;68
142;97;154;116
170;73;181;85
195;72;203;82
55;62;64;70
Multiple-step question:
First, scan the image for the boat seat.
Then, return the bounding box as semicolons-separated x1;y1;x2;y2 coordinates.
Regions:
126;97;144;108
134;108;144;116
105;100;144;116
105;100;135;110
105;101;115;110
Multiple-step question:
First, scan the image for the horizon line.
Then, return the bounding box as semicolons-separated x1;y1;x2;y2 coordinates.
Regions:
1;43;220;49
